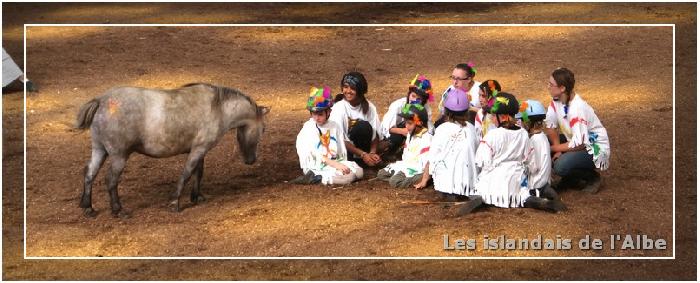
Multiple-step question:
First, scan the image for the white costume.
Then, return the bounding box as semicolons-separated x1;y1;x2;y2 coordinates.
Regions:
525;132;552;192
474;108;496;140
295;119;362;185
329;99;382;143
437;83;481;116
545;93;611;170
428;122;479;196
380;98;434;138
474;127;531;208
384;128;432;177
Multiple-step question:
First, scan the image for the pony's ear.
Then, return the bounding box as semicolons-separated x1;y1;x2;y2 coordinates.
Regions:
258;106;271;116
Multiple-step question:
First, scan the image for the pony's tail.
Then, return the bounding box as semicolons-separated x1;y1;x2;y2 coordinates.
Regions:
75;99;100;130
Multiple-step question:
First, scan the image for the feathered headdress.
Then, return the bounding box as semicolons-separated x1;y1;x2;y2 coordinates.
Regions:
409;74;434;102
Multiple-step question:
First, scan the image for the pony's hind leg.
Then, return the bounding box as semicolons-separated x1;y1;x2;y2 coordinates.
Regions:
190;159;206;204
105;154;130;218
80;146;107;217
171;149;207;212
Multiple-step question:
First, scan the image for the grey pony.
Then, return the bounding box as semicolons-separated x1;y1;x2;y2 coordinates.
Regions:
75;83;270;218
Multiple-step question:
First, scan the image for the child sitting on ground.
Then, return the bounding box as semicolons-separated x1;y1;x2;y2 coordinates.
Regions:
428;87;479;199
517;99;559;200
292;86;364;185
329;72;383;168
457;93;566;215
474;80;501;140
378;74;434;160
377;104;432;188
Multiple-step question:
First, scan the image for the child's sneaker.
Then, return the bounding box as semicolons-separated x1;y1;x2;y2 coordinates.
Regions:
524;197;567;212
456;196;483;216
290;171;321;185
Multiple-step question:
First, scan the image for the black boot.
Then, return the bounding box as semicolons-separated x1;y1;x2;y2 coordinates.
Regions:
554;167;596;191
580;170;601;194
523;196;567;212
551;174;578;191
456;195;483;216
539;184;560;200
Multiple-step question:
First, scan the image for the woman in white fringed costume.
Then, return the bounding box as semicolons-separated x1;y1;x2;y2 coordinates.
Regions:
544;68;610;193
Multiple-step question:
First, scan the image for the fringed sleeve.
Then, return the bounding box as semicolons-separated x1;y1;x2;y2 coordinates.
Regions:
567;106;590;149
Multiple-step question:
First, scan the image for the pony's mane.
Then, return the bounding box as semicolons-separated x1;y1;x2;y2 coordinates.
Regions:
181;82;257;110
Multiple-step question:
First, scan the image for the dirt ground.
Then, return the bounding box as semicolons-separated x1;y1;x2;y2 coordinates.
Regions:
2;2;696;280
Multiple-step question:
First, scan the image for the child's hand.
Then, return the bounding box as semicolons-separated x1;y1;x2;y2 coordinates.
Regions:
337;164;351;175
367;153;382;166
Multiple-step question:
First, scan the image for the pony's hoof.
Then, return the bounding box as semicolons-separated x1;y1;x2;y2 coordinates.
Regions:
190;193;206;204
112;210;131;219
83;207;98;218
168;201;181;213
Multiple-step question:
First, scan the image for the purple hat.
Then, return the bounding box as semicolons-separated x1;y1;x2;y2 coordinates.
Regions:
443;87;469;112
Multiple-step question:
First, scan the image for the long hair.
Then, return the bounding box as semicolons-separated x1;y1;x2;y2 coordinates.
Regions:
495;114;519;130
552;67;575;104
445;108;469;127
336;72;370;114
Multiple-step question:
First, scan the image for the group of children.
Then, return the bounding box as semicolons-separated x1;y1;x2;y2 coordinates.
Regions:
292;64;611;216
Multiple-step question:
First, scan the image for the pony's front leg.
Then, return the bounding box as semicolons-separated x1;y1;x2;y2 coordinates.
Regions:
170;149;207;212
190;159;206;204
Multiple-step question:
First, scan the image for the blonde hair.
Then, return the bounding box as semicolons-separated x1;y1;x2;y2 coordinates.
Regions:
527;120;545;135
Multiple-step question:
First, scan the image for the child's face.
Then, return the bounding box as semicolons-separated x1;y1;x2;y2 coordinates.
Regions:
518;119;526;130
408;91;423;104
342;83;358;103
311;109;329;125
405;119;417;133
478;89;488;107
